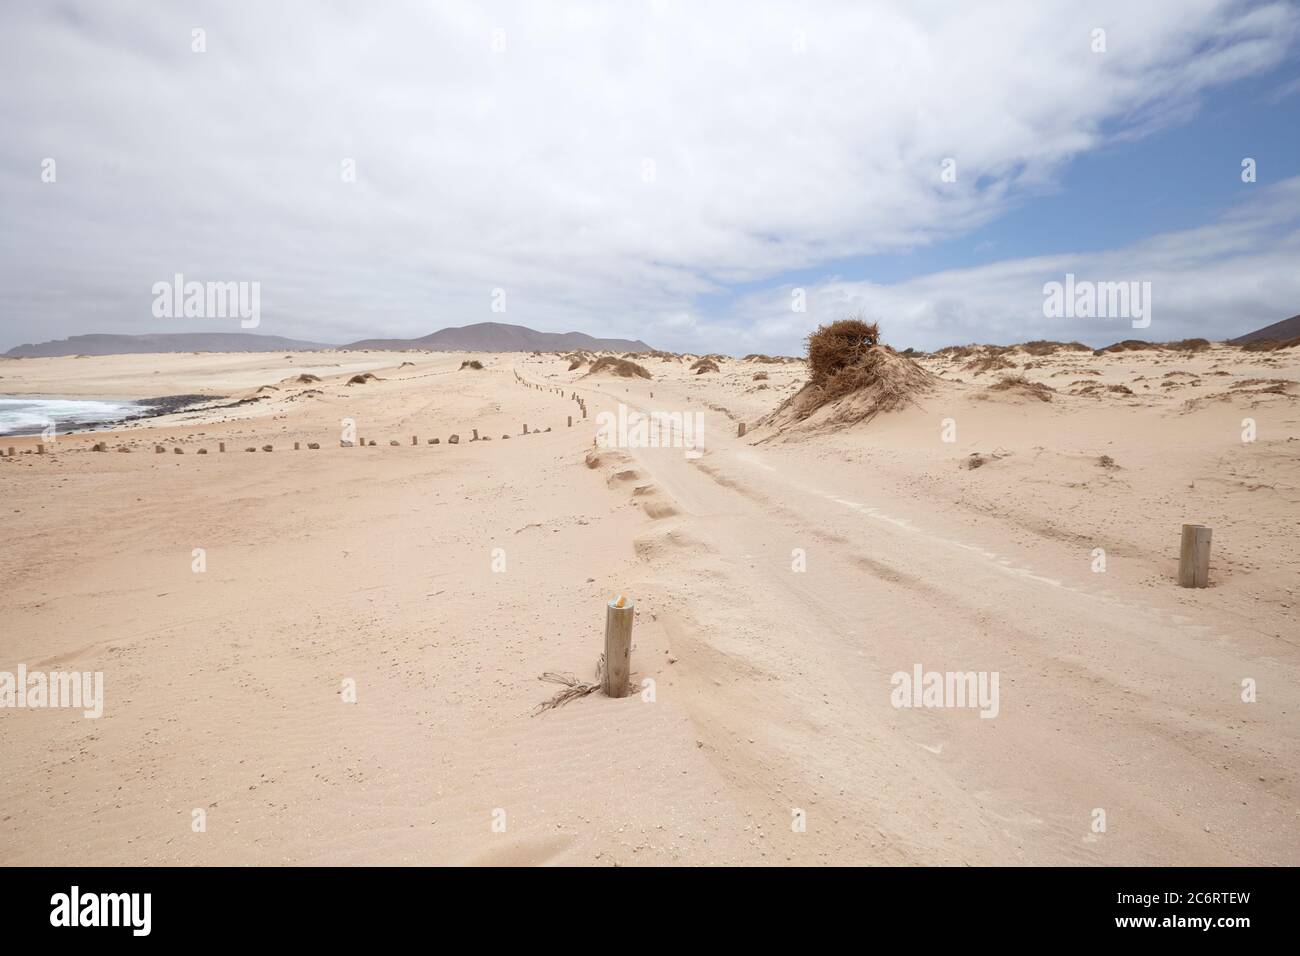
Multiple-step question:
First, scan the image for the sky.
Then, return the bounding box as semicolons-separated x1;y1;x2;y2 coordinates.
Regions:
1;0;1298;355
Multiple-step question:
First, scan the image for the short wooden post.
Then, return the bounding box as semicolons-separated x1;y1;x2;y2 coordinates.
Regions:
219;442;225;453
737;422;746;437
603;596;634;698
294;441;300;450
5;447;12;457
568;415;572;427
412;435;417;445
1178;524;1212;588
37;444;45;454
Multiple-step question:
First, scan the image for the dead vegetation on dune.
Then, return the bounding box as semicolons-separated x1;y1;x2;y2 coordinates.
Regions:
690;358;719;374
1017;340;1092;356
1096;338;1213;354
584;356;651;379
459;359;484;370
1240;336;1300;352
984;374;1055;402
964;354;1018;375
765;318;935;431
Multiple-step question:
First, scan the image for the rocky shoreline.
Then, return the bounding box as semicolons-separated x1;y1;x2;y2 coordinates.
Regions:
0;393;220;437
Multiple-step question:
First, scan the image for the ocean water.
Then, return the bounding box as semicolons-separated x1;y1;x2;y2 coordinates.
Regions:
0;396;143;436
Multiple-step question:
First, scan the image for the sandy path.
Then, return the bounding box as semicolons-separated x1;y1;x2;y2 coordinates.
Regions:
568;367;1300;865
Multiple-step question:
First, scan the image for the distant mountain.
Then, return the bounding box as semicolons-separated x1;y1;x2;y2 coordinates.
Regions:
1230;314;1300;344
4;332;331;358
3;323;654;358
345;322;653;353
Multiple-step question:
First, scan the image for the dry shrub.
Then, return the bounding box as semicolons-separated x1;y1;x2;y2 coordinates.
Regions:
964;354;1017;375
1018;340;1091;356
807;318;879;379
585;356;651;379
347;372;379;385
935;345;977;359
768;321;934;429
460;359;484;370
1100;340;1162;353
753;371;769;380
1166;338;1212;352
567;357;586;371
691;358;719;374
987;374;1054;402
1241;336;1300;352
295;373;321;383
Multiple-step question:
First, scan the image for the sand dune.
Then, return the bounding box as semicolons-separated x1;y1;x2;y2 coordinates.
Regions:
1;343;1297;864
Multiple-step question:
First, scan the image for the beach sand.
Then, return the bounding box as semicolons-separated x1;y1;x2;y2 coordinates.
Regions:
1;344;1297;865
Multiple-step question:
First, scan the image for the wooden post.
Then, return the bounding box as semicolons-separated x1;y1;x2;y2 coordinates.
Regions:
737;422;746;437
37;444;45;454
294;442;300;450
219;442;225;453
1178;524;1212;588
568;415;572;427
603;596;634;698
412;435;417;445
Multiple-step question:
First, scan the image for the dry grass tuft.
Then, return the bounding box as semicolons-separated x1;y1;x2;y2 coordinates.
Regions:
1241;336;1300;352
691;358;720;374
1098;339;1162;353
987;374;1054;401
964;354;1018;375
585;356;652;379
807;317;879;380
767;319;934;429
1018;340;1091;356
459;359;484;370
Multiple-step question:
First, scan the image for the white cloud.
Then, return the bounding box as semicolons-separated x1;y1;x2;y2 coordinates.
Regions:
0;0;1294;349
720;176;1300;353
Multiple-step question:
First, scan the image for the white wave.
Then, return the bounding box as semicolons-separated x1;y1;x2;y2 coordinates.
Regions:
0;397;141;436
